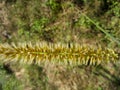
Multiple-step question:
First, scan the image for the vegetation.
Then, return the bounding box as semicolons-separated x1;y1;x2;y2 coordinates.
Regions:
0;0;120;90
0;42;118;66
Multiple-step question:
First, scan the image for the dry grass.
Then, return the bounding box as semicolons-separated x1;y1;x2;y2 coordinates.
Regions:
0;0;120;90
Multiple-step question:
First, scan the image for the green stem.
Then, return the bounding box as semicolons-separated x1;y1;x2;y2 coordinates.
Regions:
83;14;120;46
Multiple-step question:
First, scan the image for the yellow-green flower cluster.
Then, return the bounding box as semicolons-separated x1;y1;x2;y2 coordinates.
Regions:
0;42;118;65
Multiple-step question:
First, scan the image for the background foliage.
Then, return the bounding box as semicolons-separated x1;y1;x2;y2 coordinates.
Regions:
0;0;120;90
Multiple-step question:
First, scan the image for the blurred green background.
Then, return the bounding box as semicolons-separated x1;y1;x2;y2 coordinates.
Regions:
0;0;120;90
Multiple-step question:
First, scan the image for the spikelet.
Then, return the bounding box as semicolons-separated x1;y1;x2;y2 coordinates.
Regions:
0;42;118;66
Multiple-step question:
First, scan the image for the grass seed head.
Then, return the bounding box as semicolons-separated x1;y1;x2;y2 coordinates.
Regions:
0;42;118;66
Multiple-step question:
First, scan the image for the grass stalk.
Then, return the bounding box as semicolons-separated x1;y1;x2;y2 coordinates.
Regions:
83;14;120;46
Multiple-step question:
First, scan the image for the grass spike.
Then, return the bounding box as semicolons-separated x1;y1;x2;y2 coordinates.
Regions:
0;42;118;66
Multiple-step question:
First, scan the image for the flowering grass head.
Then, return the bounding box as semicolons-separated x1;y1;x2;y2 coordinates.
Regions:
0;42;118;66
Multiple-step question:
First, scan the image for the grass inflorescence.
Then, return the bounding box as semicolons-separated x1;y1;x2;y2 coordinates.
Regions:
0;42;118;66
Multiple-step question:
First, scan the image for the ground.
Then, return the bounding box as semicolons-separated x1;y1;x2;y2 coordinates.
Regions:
0;0;120;90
